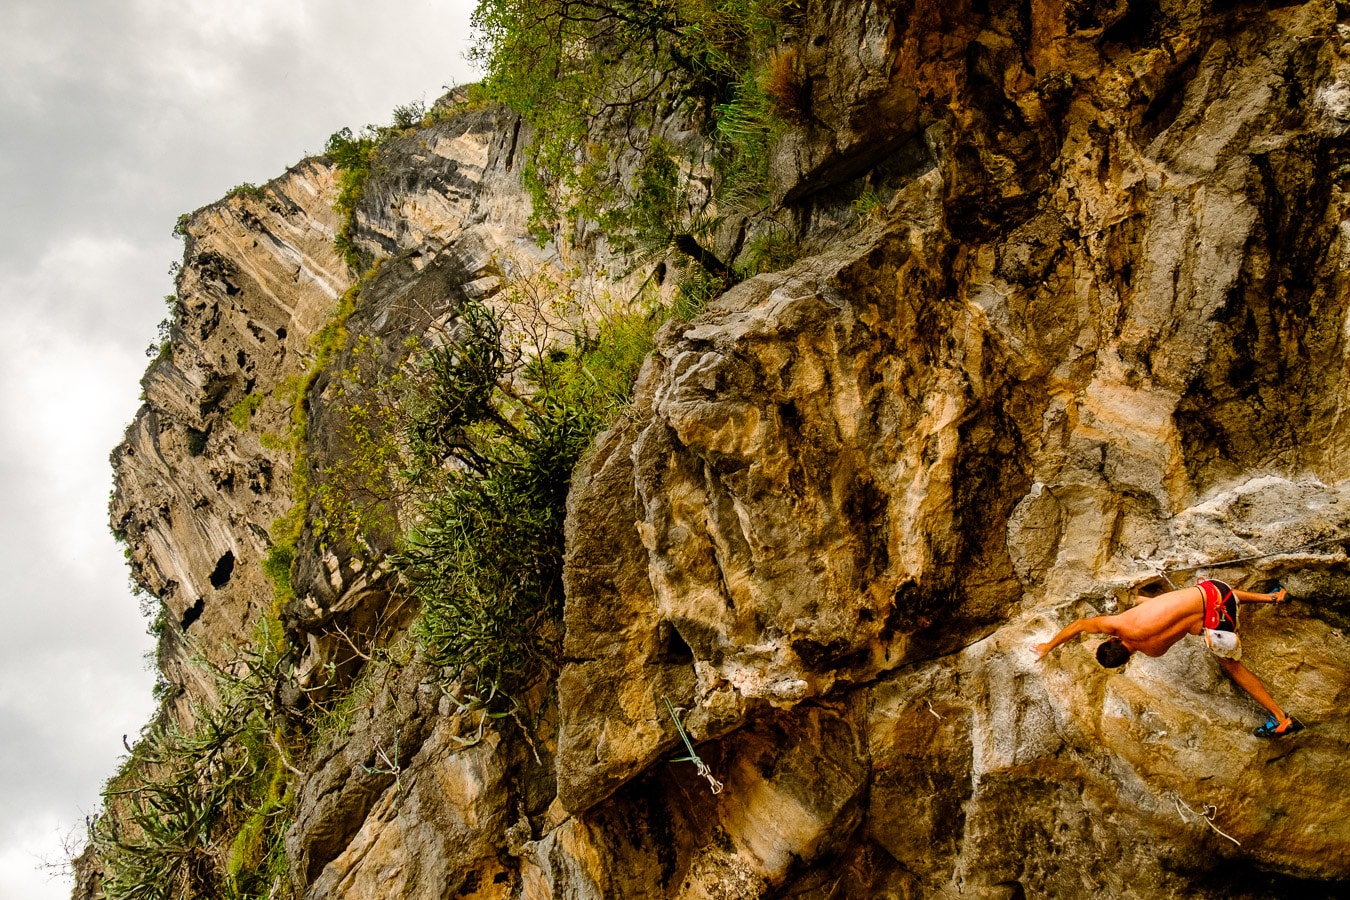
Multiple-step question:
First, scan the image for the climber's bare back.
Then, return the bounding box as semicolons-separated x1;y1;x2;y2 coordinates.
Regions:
1105;587;1205;656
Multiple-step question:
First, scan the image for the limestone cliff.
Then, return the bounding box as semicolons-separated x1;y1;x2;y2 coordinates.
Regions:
109;157;352;703
89;1;1350;898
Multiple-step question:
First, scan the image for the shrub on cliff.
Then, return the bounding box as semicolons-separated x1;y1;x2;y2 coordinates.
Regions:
324;127;378;271
397;283;654;707
323;101;435;271
88;624;298;900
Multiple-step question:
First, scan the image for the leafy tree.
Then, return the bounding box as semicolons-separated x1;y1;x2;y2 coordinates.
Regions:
402;301;517;475
390;99;427;130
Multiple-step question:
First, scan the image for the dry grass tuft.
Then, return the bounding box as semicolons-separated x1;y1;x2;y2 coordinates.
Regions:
765;47;808;125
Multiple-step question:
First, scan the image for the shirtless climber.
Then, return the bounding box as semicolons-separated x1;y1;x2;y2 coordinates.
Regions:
1035;579;1302;737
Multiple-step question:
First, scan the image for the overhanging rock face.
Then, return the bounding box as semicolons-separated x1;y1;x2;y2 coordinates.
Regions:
554;2;1350;895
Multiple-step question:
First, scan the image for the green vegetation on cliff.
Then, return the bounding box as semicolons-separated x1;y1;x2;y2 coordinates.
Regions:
95;1;804;892
249;255;661;707
324;128;379;272
399;281;655;707
324;100;437;271
259;265;378;607
89;623;298;900
93;281;659;896
472;0;804;259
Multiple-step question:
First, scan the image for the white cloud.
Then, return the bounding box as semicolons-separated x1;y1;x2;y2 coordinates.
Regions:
0;824;80;900
0;3;84;109
132;0;309;100
151;0;309;45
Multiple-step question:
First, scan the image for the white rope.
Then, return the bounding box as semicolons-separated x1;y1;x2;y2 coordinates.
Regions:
1159;534;1346;577
1175;797;1241;846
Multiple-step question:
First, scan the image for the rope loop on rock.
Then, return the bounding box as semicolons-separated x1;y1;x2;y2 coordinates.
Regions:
1175;796;1241;846
663;696;723;795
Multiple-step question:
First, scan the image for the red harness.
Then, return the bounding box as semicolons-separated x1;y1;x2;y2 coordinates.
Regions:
1199;579;1238;631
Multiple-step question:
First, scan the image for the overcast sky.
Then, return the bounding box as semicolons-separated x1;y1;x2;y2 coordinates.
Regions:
0;2;475;896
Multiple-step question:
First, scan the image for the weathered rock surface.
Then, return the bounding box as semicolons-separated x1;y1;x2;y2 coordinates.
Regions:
110;158;351;696
93;1;1350;898
555;0;1350;895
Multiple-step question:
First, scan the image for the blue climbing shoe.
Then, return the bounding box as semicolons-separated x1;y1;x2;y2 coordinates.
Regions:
1254;715;1303;738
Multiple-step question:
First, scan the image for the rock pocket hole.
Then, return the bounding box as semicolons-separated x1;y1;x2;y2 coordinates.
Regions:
656;620;695;665
1133;577;1172;599
209;551;236;588
181;596;205;631
185;427;209;457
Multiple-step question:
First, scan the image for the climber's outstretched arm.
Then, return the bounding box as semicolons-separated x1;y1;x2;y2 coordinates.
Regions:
1035;616;1118;659
1233;587;1286;604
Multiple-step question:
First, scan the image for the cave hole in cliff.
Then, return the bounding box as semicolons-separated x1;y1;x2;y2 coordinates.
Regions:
185;426;209;457
1102;0;1162;49
656;620;695;665
1133;577;1172;599
181;596;205;631
209;550;236;588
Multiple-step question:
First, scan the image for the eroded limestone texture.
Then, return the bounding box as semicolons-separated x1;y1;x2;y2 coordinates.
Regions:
555;1;1350;895
109;158;350;702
